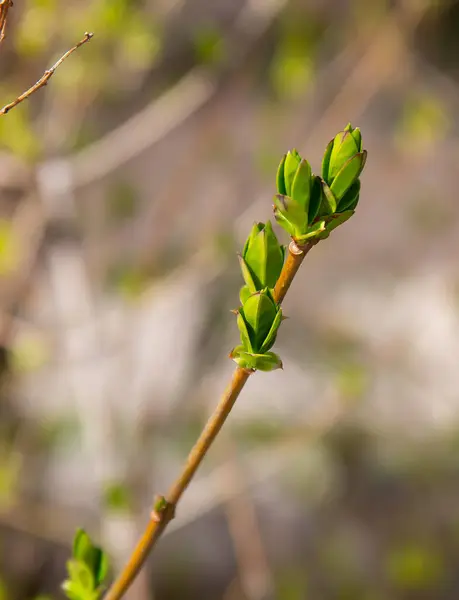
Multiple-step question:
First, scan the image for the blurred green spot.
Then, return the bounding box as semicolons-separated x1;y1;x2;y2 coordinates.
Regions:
386;543;446;590
11;334;49;373
270;16;320;100
120;19;161;70
108;181;138;222
275;567;307;600
317;325;362;363
15;3;54;56
335;362;368;401
192;25;225;66
234;419;287;448
0;453;21;509
0;220;20;275
396;93;450;153
406;193;453;234
211;229;237;259
0;104;41;160
103;481;133;514
0;579;7;600
39;413;82;452
106;264;150;301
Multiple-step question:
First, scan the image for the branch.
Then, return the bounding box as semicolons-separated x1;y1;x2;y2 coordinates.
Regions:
103;240;315;600
0;32;93;116
0;0;13;44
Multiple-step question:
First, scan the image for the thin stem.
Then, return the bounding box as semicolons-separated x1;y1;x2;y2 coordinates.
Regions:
0;0;13;44
103;238;316;600
273;240;315;305
0;32;93;116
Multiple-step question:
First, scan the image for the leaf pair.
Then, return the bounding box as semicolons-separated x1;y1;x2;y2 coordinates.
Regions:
62;530;109;600
239;221;285;304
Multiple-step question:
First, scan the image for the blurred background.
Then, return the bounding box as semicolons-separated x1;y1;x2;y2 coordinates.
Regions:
1;0;459;598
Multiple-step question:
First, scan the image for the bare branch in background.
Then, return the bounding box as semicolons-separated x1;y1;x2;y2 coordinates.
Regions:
0;32;93;116
0;0;13;44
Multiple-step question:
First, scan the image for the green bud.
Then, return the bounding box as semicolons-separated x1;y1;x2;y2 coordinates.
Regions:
239;221;285;298
330;151;366;201
71;529;109;589
233;289;284;371
278;149;301;196
233;288;284;371
277;150;313;210
275;150;328;242
275;126;366;242
240;290;280;352
322;123;363;185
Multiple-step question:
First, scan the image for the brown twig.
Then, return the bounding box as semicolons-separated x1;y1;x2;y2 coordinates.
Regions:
0;0;13;44
103;239;315;600
0;32;93;116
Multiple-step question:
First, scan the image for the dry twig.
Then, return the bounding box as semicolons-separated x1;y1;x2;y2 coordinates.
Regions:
0;32;93;116
0;0;13;44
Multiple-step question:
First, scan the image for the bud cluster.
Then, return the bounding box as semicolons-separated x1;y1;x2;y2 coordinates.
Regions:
230;124;366;372
274;124;366;243
230;222;285;371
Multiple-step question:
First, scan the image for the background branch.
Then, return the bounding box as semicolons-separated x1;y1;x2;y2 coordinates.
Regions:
0;32;93;116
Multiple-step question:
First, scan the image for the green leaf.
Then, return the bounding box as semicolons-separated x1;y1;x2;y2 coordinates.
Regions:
324;210;355;233
237;311;253;353
95;552;109;587
251;352;283;371
338;179;360;212
229;346;254;369
319;180;337;216
71;529;109;591
273;194;308;234
307;175;322;223
283;150;301;196
321;138;333;183
238;255;257;294
229;348;282;371
259;306;283;354
239;285;251;305
67;559;95;593
263;220;284;286
330;151;366;200
294;220;326;243
242;222;263;256
73;530;93;563
347;124;362;152
276;154;287;195
290;159;311;211
62;580;85;600
273;204;296;238
328;130;361;181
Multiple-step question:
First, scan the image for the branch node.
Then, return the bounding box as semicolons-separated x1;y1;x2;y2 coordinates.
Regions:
150;495;175;523
288;240;305;256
